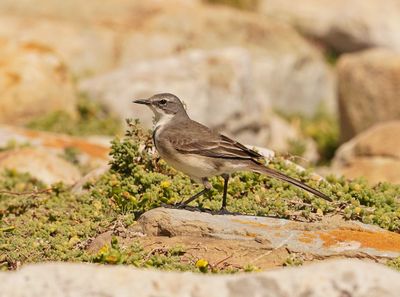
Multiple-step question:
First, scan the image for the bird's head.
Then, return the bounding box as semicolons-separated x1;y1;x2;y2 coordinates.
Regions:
133;93;187;124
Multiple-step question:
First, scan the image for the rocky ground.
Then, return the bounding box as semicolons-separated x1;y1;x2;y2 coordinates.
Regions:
1;0;400;296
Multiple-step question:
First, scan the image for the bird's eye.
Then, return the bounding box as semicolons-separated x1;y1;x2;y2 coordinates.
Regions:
159;99;167;105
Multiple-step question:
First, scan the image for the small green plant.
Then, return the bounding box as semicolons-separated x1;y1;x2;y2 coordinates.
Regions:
283;254;304;267
387;257;400;271
287;139;307;158
27;94;121;136
0;140;31;152
60;147;81;166
93;237;123;264
203;0;259;10
277;105;339;164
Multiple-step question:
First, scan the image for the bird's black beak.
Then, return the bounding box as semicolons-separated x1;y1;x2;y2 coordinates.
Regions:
133;99;151;105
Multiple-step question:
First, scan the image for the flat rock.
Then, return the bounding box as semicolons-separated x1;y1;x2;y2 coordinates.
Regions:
0;125;110;170
137;208;400;259
0;148;81;185
1;260;399;297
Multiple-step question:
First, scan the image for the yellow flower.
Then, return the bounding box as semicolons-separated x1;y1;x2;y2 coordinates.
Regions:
195;259;208;268
160;180;171;189
98;244;109;255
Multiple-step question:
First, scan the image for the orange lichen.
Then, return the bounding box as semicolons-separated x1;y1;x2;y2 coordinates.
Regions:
318;229;400;252
245;232;257;238
231;219;269;228
20;129;109;159
298;232;317;244
43;138;109;159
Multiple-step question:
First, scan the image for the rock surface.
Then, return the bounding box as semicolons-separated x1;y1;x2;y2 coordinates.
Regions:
0;148;81;185
80;48;252;128
1;260;399;297
76;1;334;116
259;0;400;53
136;208;400;259
0;125;110;171
332;121;400;184
0;1;335;115
0;39;76;125
337;48;400;142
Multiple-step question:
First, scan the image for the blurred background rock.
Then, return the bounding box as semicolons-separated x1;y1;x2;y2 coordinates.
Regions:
0;0;399;184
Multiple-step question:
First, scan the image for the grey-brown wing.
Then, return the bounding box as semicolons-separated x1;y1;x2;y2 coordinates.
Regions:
164;120;263;160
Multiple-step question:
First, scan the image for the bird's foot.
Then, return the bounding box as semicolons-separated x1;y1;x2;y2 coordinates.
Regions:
174;202;187;209
217;207;238;215
161;202;199;211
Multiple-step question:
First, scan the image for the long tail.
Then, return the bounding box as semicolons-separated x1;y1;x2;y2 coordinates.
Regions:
250;163;332;202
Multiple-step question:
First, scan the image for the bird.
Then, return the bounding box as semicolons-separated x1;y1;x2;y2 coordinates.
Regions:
133;93;331;213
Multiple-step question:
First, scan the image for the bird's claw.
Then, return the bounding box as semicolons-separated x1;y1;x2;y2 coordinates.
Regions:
217;207;238;215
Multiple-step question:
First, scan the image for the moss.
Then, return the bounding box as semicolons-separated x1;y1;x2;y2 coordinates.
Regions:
0;170;118;270
0;140;31;152
277;106;339;164
387;257;400;271
26;93;121;136
283;254;304;267
203;0;259;11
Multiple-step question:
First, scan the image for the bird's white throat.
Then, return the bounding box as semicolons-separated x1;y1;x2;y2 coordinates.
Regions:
154;112;175;130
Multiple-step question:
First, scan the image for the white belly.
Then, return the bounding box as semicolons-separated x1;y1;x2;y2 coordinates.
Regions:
158;145;247;182
161;150;217;182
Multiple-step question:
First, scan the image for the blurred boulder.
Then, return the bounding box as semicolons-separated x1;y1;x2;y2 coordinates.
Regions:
2;260;400;297
0;0;198;25
332;121;400;184
80;46;320;161
0;148;81;185
0;16;116;77
80;43;333;125
337;48;400;142
0;1;334;115
80;48;252;128
259;0;400;53
118;2;335;116
0;125;110;171
0;39;77;125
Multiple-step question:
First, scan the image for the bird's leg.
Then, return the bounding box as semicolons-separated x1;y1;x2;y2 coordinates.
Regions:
177;178;211;207
221;174;229;211
217;174;236;215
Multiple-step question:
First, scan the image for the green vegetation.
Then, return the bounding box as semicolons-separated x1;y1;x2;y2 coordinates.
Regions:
387;257;400;272
278;105;340;164
93;119;400;230
0;140;31;152
203;0;259;11
27;94;121;136
283;254;304;267
2;119;400;272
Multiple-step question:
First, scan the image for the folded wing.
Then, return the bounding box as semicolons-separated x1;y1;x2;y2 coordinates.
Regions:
165;120;263;160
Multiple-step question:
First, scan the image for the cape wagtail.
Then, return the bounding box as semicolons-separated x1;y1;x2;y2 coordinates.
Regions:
134;93;331;213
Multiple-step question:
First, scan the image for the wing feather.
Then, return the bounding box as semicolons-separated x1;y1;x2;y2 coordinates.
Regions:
163;120;263;160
